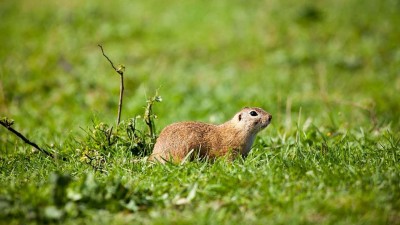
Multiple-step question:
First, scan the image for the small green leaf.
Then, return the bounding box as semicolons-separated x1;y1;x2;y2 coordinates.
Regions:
116;64;125;74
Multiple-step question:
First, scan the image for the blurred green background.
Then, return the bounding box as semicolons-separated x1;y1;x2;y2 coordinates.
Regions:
1;0;399;138
1;1;400;224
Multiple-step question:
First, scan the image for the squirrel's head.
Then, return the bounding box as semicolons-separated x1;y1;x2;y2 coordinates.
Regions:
234;107;272;134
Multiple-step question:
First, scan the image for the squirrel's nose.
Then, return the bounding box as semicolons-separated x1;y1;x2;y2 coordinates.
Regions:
268;114;272;122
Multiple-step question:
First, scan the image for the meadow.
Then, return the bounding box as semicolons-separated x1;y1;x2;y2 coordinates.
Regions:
1;0;399;224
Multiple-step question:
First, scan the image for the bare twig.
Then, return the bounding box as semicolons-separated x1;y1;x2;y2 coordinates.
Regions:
118;73;124;125
98;44;125;126
106;126;113;146
98;45;121;75
0;118;54;158
144;99;155;139
144;93;162;140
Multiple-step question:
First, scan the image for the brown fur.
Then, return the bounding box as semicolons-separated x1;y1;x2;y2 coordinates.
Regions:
149;107;272;163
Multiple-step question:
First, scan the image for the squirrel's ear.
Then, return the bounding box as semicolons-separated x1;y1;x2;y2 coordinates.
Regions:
238;113;242;121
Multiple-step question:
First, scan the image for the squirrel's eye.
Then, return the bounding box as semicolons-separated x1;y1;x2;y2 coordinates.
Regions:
250;111;258;116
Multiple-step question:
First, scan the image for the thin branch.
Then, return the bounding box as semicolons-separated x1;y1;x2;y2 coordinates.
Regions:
106;126;113;146
144;99;155;139
0;119;54;158
98;44;125;126
144;93;162;141
118;72;124;125
98;44;121;75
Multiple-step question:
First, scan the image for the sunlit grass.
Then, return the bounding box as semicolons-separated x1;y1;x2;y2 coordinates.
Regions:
1;0;399;224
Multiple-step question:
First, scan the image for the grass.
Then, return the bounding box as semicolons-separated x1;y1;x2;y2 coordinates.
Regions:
1;0;399;224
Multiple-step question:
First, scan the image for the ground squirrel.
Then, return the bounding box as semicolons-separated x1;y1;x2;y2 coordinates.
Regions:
149;107;272;163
